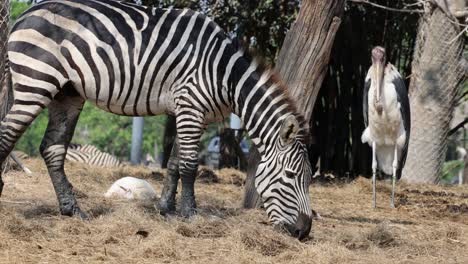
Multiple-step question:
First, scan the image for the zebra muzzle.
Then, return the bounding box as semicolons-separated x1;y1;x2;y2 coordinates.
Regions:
283;213;312;241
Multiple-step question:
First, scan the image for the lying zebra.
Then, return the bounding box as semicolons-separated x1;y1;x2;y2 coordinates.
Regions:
0;0;313;239
66;143;121;167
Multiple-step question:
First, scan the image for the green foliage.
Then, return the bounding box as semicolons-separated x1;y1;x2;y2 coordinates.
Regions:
461;81;468;103
10;1;31;22
442;160;465;182
208;0;299;62
15;111;48;156
73;104;167;160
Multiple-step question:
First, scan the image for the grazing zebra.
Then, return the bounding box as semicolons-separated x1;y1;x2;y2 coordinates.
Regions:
66;143;121;167
0;0;313;239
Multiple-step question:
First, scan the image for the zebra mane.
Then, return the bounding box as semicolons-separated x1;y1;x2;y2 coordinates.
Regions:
239;47;310;144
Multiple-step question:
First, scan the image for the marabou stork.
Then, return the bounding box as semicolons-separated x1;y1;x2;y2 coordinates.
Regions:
361;46;411;208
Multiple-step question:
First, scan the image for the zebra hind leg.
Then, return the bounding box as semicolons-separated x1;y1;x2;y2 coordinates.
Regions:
39;91;86;219
158;138;180;215
0;96;49;196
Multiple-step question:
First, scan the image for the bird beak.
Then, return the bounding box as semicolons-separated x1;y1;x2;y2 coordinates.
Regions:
373;62;384;114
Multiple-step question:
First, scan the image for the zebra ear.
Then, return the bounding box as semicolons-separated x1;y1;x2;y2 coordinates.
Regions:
280;115;299;145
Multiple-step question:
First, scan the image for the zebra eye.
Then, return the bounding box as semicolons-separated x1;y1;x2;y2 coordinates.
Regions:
284;170;295;179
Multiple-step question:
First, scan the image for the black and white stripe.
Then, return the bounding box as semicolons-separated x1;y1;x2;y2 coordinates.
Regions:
0;0;313;235
66;143;121;167
68;143;102;155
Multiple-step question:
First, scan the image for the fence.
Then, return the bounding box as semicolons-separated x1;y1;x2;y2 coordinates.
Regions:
403;5;466;183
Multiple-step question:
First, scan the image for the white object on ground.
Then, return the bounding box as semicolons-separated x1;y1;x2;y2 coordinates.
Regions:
104;177;157;200
10;153;33;176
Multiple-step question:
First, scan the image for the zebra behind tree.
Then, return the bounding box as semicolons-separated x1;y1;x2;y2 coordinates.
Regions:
0;0;313;239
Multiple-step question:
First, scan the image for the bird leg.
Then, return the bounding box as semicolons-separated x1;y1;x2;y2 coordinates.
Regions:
372;142;377;208
391;146;398;208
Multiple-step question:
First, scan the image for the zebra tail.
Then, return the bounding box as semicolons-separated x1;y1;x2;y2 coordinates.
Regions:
0;59;13;190
0;59;13;121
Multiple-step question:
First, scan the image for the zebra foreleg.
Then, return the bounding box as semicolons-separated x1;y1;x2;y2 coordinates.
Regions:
175;111;205;218
39;94;87;219
159;138;180;215
179;152;199;218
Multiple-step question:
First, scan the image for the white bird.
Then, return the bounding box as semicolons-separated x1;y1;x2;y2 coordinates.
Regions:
361;46;411;208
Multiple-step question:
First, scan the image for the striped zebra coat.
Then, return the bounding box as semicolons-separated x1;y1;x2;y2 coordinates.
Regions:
0;0;313;239
66;143;121;167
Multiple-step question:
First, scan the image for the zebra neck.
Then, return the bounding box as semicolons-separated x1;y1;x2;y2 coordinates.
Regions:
223;54;294;154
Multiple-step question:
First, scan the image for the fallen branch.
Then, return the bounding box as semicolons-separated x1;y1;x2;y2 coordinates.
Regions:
0;200;33;205
9;153;33;176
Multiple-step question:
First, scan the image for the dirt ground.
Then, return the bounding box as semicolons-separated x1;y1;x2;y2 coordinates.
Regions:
0;158;467;264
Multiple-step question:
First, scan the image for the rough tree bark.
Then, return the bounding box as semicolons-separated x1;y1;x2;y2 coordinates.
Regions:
0;0;10;117
243;0;345;208
403;5;466;183
0;0;11;178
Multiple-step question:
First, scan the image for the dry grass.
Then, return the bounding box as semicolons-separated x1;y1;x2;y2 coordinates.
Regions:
0;159;467;263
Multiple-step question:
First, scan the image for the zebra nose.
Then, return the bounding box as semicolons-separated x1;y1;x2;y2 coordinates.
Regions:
285;213;312;240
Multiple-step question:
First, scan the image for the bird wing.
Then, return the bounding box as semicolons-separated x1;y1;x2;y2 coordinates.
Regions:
363;70;372;127
391;68;411;180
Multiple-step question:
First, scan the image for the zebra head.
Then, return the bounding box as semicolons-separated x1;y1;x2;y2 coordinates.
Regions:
255;115;313;240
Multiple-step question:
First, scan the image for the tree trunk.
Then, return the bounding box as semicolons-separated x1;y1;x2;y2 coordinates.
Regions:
0;0;10;181
243;0;344;208
161;115;176;168
0;0;10;117
402;6;465;183
243;147;262;208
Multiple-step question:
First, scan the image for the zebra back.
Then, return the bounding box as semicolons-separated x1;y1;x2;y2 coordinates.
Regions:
87;151;121;167
66;144;121;167
68;143;102;155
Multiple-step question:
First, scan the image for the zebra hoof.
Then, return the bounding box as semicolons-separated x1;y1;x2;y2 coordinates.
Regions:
158;199;176;215
73;208;90;220
180;196;197;218
60;203;89;220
